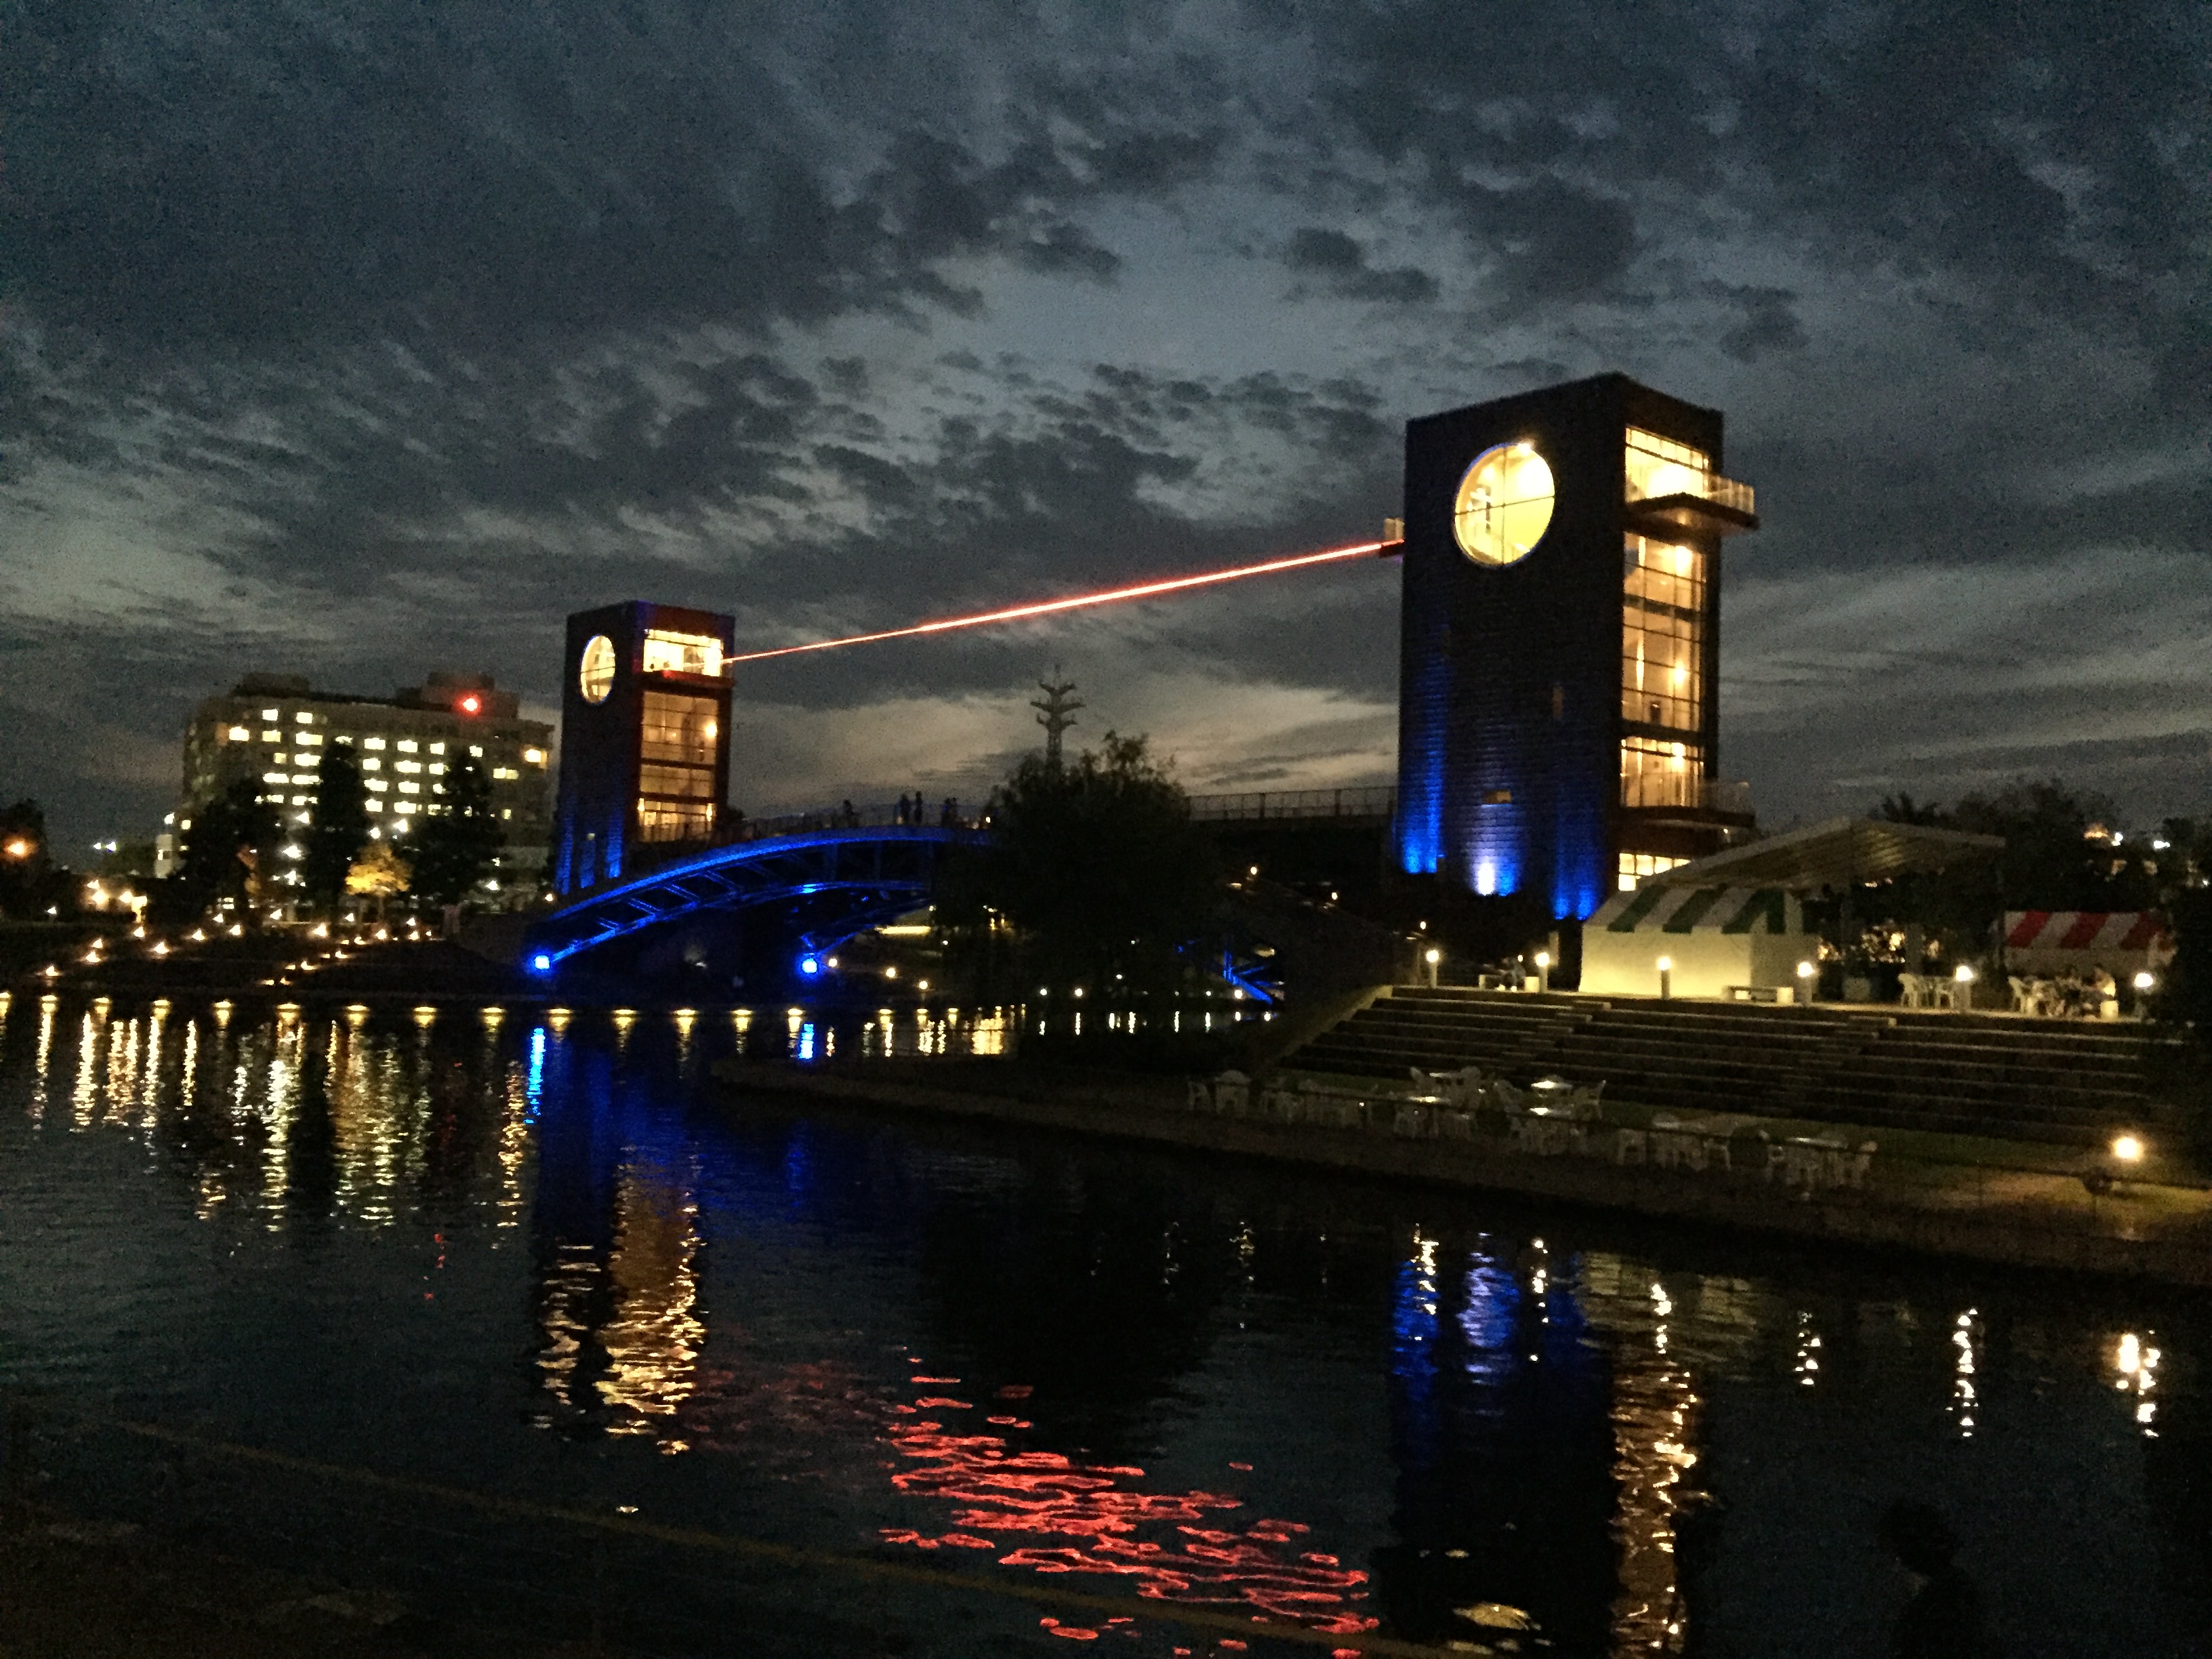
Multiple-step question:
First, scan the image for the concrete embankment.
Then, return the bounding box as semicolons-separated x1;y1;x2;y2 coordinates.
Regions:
710;1058;2212;1287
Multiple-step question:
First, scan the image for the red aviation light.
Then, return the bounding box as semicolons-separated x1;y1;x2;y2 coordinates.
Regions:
725;536;1395;666
457;693;483;715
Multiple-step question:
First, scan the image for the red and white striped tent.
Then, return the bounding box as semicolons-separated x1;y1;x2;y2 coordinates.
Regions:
2003;911;2173;975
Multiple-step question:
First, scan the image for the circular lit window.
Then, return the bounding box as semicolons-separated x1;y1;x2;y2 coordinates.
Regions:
1452;443;1555;566
578;635;617;703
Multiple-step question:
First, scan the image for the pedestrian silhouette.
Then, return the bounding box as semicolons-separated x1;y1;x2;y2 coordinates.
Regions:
1880;1500;1992;1657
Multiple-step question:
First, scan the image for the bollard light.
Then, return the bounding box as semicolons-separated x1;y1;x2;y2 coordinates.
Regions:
2133;971;2156;992
1657;955;1673;1000
2112;1133;2146;1164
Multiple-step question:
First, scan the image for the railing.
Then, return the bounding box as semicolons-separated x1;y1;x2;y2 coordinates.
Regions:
1621;775;1753;816
1626;470;1757;520
1185;785;1398;823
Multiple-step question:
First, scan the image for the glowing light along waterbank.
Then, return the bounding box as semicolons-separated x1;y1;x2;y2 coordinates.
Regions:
724;535;1398;665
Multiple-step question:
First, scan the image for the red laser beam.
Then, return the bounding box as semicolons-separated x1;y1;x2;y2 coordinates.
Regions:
725;536;1396;665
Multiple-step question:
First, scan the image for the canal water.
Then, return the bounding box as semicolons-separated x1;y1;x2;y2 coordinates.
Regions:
0;993;2203;1658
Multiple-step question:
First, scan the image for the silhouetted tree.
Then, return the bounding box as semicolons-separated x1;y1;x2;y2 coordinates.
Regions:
403;754;504;907
176;778;277;914
302;742;373;913
939;732;1218;991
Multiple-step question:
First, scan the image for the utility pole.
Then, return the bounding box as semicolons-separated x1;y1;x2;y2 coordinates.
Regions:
1032;671;1083;770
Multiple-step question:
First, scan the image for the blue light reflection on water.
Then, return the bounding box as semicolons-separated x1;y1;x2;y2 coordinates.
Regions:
0;995;2204;1658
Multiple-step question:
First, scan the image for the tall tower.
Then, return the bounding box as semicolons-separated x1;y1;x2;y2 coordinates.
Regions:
1394;373;1757;920
552;601;735;895
1031;672;1082;769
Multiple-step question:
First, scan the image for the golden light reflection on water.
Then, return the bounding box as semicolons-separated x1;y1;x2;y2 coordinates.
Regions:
600;1164;705;1443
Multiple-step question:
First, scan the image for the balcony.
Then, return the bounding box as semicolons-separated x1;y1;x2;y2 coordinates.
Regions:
1621;773;1754;825
1625;470;1758;537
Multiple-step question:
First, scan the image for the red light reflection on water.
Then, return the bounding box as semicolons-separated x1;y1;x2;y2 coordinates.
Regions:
878;1376;1376;1638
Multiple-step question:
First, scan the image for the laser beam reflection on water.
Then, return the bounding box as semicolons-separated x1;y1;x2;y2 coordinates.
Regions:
875;1374;1378;1640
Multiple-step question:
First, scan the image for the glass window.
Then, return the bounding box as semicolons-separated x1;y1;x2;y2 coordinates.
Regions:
367;779;388;792
640;691;718;766
261;708;279;720
638;763;716;799
1622;537;1705;734
1624;428;1712;501
640;630;726;678
226;725;251;741
294;711;314;724
397;740;418;754
524;747;546;764
429;741;445;755
1621;737;1705;808
363;758;381;772
1452;443;1554;566
579;634;617;702
364;737;386;751
636;800;715;843
262;730;281;743
1618;852;1689;891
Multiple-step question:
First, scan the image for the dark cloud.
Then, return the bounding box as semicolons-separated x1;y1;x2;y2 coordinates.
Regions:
0;0;2205;840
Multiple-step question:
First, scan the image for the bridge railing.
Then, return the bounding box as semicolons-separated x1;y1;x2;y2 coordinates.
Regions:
1185;785;1397;823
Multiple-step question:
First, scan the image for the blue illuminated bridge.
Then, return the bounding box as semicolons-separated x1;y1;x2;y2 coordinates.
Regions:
522;823;980;978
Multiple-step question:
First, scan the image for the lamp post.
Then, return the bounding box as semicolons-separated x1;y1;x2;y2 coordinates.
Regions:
1952;962;1975;1012
1424;945;1441;989
1796;959;1816;1005
1535;949;1551;994
1657;955;1673;1000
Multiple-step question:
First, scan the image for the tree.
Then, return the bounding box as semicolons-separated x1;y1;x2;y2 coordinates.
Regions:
403;753;504;907
302;742;372;913
176;779;278;916
939;732;1218;991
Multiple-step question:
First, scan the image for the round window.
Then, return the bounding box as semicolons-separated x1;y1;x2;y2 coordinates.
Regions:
1452;443;1555;566
578;635;617;703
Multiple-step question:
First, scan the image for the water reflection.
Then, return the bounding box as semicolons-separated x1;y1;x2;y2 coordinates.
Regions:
3;995;2209;1656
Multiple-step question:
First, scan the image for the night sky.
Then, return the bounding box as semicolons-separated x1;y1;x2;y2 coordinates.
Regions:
4;1;2207;848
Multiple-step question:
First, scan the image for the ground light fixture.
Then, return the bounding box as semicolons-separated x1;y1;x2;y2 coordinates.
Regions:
1954;963;1976;1009
2112;1133;2146;1164
1657;956;1673;1000
2133;971;2156;992
1423;945;1442;988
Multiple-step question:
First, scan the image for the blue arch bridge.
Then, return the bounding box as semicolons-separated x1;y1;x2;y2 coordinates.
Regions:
516;790;1403;1000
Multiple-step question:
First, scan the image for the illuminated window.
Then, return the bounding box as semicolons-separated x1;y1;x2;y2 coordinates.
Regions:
262;730;281;743
1622;537;1705;734
524;747;546;764
367;779;388;792
579;634;618;702
639;763;716;799
1452;443;1555;566
468;745;483;758
1621;737;1705;809
429;741;445;755
396;760;422;775
428;763;445;776
641;629;725;678
290;794;311;806
640;691;718;766
294;711;314;724
636;800;715;843
1624;428;1711;501
261;708;279;720
362;758;381;772
263;770;289;784
397;740;419;754
501;808;512;820
289;773;316;785
399;781;421;796
491;766;519;781
366;800;382;813
363;737;386;751
226;725;251;742
1618;853;1689;891
297;731;323;745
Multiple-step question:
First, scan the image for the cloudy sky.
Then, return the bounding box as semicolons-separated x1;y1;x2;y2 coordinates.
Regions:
4;0;2207;847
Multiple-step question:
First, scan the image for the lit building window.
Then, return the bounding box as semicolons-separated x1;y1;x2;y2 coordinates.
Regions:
640;690;718;766
1624;428;1712;502
1618;852;1689;891
226;725;251;741
363;758;381;772
262;730;281;743
366;800;382;813
263;771;289;784
289;773;316;785
491;766;518;781
429;762;445;776
1622;536;1704;734
1622;737;1704;809
294;711;314;724
641;630;725;678
636;800;714;842
396;760;422;775
468;745;483;757
364;737;386;751
261;708;279;720
291;794;311;805
367;779;388;792
274;753;289;765
1452;443;1555;567
524;747;545;764
297;731;323;745
501;808;512;819
397;739;419;754
398;781;420;795
639;764;716;799
429;741;446;755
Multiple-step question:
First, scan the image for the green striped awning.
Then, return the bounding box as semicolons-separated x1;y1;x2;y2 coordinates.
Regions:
1591;886;1797;935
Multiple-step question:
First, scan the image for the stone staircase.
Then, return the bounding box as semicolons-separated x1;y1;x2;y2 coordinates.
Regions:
1284;987;2181;1147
